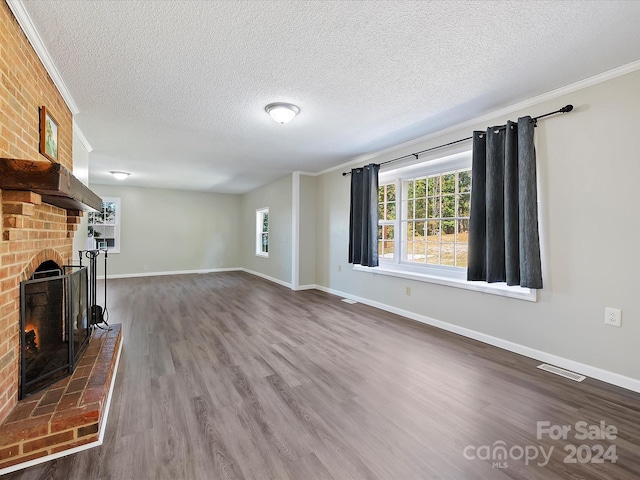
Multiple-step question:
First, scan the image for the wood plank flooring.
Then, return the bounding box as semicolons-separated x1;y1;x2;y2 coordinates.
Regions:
6;271;640;479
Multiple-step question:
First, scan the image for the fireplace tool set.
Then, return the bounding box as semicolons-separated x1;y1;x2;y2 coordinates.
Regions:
78;248;110;328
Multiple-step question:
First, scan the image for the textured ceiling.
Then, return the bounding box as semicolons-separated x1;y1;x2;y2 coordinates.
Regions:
20;0;640;193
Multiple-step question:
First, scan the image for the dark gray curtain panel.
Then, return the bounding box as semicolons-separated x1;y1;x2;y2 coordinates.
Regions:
348;163;380;267
467;116;543;288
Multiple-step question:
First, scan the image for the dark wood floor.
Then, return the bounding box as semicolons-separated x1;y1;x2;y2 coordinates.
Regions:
7;271;640;479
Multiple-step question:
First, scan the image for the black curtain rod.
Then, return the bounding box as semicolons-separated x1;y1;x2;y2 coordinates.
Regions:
342;104;574;176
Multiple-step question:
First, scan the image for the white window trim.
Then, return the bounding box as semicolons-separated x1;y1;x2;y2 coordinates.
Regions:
89;197;121;254
372;150;537;302
256;207;269;258
353;264;536;301
378;184;397;262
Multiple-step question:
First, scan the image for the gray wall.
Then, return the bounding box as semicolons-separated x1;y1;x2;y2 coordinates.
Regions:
90;184;242;275
298;174;317;286
313;70;640;382
241;174;293;284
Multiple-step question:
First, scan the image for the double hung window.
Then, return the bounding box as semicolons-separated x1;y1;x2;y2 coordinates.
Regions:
377;151;472;279
88;197;121;253
369;150;535;300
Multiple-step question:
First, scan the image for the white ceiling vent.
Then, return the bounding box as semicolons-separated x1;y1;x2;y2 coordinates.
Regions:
537;364;586;382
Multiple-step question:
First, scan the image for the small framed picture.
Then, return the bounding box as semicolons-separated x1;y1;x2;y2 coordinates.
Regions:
39;106;59;162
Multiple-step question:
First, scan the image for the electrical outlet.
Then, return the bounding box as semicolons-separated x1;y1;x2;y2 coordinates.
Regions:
338;264;342;272
604;307;622;327
143;264;149;271
405;286;411;296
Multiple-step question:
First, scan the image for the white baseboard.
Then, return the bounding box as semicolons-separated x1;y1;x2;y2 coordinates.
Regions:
100;268;295;291
0;334;123;476
293;284;317;291
240;268;293;289
313;285;640;394
99;267;241;280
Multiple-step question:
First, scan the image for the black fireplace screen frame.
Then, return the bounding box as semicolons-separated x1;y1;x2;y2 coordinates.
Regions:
19;266;91;399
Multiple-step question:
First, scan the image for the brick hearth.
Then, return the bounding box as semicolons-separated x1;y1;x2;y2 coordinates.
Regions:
0;324;122;472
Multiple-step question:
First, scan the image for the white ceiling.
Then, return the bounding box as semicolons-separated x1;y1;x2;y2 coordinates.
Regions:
20;0;640;194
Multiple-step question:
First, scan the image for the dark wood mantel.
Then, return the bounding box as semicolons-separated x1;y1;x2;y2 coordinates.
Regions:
0;158;102;211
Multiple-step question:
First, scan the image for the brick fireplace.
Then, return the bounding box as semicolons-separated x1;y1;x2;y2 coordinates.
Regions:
0;2;123;472
0;198;80;419
0;0;73;423
0;183;120;470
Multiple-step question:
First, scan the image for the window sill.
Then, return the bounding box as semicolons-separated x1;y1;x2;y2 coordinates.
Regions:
256;253;269;258
352;264;537;302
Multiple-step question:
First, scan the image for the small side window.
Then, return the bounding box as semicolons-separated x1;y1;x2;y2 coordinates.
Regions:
256;208;269;257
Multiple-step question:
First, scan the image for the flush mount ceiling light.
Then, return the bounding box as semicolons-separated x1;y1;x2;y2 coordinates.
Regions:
110;171;130;180
265;102;300;124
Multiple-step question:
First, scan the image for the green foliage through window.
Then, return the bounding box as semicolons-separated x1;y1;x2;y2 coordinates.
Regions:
378;167;471;267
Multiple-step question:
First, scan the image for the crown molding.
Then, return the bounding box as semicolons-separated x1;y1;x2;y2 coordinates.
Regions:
318;59;640;177
73;119;93;152
6;0;79;115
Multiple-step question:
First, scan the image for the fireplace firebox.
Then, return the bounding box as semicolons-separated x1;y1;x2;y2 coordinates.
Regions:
19;261;91;398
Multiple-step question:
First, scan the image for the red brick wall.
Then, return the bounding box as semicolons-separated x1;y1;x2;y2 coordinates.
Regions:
0;1;73;170
0;1;77;422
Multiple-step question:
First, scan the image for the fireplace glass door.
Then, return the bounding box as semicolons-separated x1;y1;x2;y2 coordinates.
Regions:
19;266;90;398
